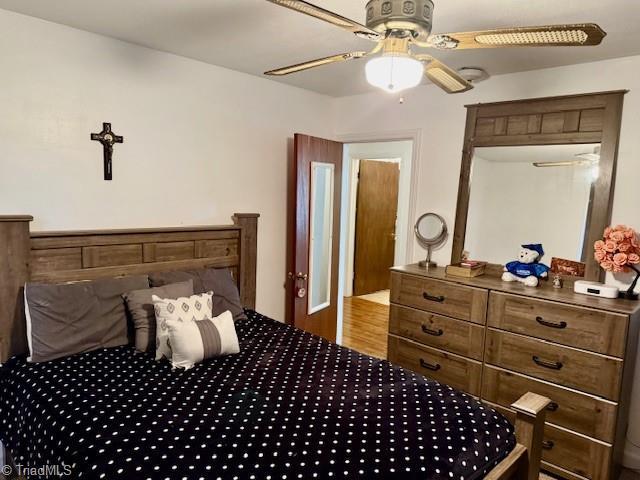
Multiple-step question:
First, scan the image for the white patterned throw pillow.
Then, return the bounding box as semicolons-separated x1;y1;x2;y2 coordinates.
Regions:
152;291;213;361
166;310;240;370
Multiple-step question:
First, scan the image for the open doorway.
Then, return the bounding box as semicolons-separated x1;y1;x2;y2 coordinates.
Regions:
338;140;415;359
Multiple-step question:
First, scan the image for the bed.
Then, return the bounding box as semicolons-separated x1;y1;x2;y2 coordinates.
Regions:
0;213;549;479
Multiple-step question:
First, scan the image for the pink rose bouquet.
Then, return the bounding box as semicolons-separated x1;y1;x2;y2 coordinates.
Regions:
595;225;640;299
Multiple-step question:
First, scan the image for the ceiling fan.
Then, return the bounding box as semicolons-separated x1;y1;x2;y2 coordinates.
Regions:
264;0;606;94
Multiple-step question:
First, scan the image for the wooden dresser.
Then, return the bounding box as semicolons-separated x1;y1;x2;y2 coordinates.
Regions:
388;264;640;480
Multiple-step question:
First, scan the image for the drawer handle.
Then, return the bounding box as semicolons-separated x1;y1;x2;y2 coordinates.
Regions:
420;358;441;372
536;316;567;329
533;356;563;370
421;325;444;336
542;440;555;450
546;401;559;412
423;292;445;303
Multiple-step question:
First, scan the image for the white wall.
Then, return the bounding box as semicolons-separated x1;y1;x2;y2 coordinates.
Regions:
0;9;334;320
333;53;640;468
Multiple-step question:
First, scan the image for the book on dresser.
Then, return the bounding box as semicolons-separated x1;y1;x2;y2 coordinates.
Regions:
387;264;640;480
445;261;487;278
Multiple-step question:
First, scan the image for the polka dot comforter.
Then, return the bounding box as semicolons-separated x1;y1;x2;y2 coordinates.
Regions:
0;310;515;480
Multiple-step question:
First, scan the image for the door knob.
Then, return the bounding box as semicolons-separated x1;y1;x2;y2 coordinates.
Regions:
288;272;308;280
289;272;308;299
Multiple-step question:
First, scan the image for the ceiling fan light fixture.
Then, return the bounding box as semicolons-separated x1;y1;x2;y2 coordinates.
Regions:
264;2;606;96
365;55;424;93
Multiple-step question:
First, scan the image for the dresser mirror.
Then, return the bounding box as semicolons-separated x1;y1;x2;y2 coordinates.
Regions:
452;91;626;281
465;143;600;265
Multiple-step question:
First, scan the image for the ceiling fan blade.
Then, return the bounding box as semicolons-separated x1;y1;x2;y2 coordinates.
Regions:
428;23;606;50
417;55;474;94
265;0;380;40
265;51;368;76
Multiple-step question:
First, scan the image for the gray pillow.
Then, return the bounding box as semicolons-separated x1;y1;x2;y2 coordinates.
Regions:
123;280;194;353
149;268;247;321
25;275;150;363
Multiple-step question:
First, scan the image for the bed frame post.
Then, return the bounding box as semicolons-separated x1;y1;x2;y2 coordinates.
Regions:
233;213;259;310
512;392;551;480
0;216;32;364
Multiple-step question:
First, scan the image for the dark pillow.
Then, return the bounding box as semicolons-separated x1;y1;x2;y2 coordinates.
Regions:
25;275;149;363
123;280;194;353
149;268;247;321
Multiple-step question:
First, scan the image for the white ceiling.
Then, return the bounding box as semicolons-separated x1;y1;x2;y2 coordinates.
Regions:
1;0;639;97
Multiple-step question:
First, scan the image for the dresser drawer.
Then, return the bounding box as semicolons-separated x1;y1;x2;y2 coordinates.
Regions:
485;329;623;400
388;335;482;396
488;292;628;357
482;365;617;442
390;272;487;323
541;425;612;480
389;304;485;360
541;462;590;480
488;402;612;480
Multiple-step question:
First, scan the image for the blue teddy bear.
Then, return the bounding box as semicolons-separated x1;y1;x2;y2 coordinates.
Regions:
502;244;550;287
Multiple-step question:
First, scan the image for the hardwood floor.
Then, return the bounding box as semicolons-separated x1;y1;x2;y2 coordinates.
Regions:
356;289;390;306
342;296;389;359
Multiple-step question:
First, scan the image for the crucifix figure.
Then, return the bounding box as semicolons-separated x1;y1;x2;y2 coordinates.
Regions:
91;122;124;180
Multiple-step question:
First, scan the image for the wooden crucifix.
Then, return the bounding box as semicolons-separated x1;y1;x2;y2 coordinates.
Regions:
91;122;124;180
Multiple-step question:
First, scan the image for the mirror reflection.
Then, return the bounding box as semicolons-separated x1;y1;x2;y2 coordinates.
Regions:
418;214;445;241
464;144;600;265
308;162;335;314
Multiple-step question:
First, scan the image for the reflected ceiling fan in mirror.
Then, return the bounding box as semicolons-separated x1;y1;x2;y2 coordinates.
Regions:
533;145;602;168
264;0;606;94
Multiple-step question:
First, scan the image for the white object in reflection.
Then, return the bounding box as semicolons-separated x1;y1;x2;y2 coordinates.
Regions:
365;56;424;93
308;162;335;315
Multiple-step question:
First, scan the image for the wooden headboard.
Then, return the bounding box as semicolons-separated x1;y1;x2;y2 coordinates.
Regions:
0;213;259;363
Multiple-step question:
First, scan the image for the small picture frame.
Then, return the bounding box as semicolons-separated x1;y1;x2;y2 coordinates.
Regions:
550;257;586;278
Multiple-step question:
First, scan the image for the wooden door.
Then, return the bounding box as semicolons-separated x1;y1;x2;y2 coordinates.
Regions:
353;160;400;296
287;134;342;341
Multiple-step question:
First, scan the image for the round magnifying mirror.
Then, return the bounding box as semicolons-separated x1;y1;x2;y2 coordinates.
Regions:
414;213;448;269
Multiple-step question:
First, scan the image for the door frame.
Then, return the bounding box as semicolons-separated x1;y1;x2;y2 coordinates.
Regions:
335;129;421;345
